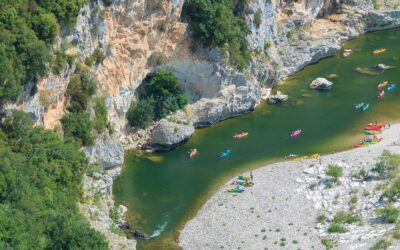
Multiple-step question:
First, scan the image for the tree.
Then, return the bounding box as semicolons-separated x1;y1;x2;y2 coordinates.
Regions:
61;112;94;146
32;12;59;44
93;97;108;133
143;71;187;119
127;98;155;128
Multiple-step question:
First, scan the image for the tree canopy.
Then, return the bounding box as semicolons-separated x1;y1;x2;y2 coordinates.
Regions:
0;111;108;249
181;0;250;69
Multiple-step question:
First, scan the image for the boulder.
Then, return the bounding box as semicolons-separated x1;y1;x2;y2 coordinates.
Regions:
375;64;391;71
145;119;194;151
309;78;333;90
267;91;288;104
84;139;124;170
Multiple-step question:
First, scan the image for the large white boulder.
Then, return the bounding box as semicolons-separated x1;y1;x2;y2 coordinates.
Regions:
309;78;333;90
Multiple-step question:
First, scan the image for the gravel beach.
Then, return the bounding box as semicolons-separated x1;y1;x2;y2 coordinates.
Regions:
179;124;400;250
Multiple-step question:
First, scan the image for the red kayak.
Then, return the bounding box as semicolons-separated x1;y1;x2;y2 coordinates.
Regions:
364;126;382;131
377;90;385;99
290;129;302;138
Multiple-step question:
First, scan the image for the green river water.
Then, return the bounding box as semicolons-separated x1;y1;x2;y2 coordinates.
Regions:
113;28;400;249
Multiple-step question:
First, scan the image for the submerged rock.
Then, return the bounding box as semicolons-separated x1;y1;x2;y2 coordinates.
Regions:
375;64;394;71
309;78;333;90
355;67;380;76
267;91;288;104
145;119;194;151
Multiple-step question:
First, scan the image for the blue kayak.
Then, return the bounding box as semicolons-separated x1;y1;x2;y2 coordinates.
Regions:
387;83;397;92
220;149;232;159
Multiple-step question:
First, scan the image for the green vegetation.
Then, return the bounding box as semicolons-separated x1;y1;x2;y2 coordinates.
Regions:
328;223;348;233
0;110;108;249
0;0;84;106
377;204;400;223
127;98;155;128
181;0;250;70
255;9;262;28
370;238;392;250
332;211;361;224
372;150;400;179
326;165;343;182
61;111;94;146
85;48;106;67
127;71;187;128
317;214;327;224
321;238;337;250
93;97;108;133
66;73;97;113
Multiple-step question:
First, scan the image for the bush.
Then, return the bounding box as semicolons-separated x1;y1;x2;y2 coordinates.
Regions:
143;71;187;119
321;238;337;250
327;223;348;233
52;49;67;74
372;150;400;179
93;97;108;133
181;0;250;70
66;73;97;112
377;204;400;223
86;48;106;66
333;212;361;224
61;111;94;146
384;178;400;201
127;98;155;128
255;9;262;28
326;165;343;181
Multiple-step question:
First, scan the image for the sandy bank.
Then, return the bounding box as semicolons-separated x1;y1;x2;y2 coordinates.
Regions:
179;124;400;250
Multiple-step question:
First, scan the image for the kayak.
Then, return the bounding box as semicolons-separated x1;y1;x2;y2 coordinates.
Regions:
310;154;320;159
377;90;385;99
387;84;397;92
364;126;382;131
233;132;249;139
368;123;385;127
238;181;254;187
364;130;382;135
227;188;244;193
354;144;368;148
220;149;232;159
354;102;365;109
373;48;386;55
377;81;388;89
289;154;298;158
290;129;302;138
237;176;251;181
188;148;198;158
293;157;303;161
362;103;370;111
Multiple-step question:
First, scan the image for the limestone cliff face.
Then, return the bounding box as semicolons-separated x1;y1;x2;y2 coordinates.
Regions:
20;0;400;151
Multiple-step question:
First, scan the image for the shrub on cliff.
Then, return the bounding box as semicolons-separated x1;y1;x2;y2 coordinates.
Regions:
0;110;108;249
66;73;97;112
127;98;155;128
93;97;108;133
181;0;250;70
61;111;94;146
127;71;187;128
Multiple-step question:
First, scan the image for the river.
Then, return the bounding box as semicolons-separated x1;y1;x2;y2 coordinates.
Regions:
113;28;400;249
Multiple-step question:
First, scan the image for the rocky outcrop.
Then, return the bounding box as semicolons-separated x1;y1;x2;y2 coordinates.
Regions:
146;119;194;151
267;91;288;104
310;78;333;90
84;138;125;170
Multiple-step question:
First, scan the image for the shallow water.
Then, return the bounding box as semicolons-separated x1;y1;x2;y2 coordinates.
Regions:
113;28;400;249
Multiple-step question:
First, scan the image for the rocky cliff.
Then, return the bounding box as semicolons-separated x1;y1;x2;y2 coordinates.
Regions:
14;0;400;248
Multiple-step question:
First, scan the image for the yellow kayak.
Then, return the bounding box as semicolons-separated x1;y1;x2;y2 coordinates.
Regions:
310;154;320;159
373;48;386;55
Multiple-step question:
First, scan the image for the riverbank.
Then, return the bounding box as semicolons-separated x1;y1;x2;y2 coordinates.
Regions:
180;124;400;249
